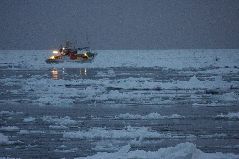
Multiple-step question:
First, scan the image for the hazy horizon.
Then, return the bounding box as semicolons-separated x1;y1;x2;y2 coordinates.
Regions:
1;0;239;49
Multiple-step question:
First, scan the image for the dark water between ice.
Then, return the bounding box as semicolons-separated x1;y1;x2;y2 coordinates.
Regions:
0;50;239;158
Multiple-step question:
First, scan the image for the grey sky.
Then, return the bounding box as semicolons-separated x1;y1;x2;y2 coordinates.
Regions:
0;0;239;49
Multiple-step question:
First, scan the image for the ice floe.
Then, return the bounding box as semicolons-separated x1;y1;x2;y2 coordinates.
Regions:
18;72;238;106
0;111;15;115
0;111;23;115
63;126;195;140
220;92;239;102
0;133;10;144
23;117;36;122
199;133;227;139
76;142;239;159
92;141;120;152
0;157;20;159
49;125;68;129
115;113;184;119
54;148;78;153
161;75;235;90
18;130;45;134
2;65;236;106
216;112;239;119
0;126;19;132
42;116;77;125
63;126;167;140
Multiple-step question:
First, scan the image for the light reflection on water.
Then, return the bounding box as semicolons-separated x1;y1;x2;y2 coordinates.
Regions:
80;68;87;76
51;68;59;80
50;68;87;80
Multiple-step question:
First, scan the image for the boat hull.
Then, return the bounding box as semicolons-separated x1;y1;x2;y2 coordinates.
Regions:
45;55;96;64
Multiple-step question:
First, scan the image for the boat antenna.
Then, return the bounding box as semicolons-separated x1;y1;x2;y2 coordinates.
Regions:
86;32;90;47
73;40;77;49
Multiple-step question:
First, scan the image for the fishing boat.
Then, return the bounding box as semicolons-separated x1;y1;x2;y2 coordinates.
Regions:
46;41;96;63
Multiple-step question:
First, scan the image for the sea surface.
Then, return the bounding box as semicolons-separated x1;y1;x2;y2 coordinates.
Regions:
0;50;239;158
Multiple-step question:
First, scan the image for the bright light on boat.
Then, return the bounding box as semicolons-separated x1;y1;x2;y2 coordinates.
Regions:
63;47;65;50
50;56;55;59
52;50;58;54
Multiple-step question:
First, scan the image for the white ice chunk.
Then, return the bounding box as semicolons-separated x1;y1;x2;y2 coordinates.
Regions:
76;142;239;159
116;113;184;120
23;117;36;122
63;126;167;140
42;116;77;125
0;126;19;132
0;133;9;144
217;112;239;119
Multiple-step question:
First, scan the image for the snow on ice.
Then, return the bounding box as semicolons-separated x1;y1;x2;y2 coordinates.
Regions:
23;117;36;122
76;142;239;159
0;126;19;132
115;112;184;119
42;116;77;125
4;73;236;106
63;126;163;140
0;50;238;158
216;112;239;119
0;133;10;144
63;126;195;140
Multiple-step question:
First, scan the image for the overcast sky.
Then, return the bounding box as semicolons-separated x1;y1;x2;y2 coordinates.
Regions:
0;0;239;49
